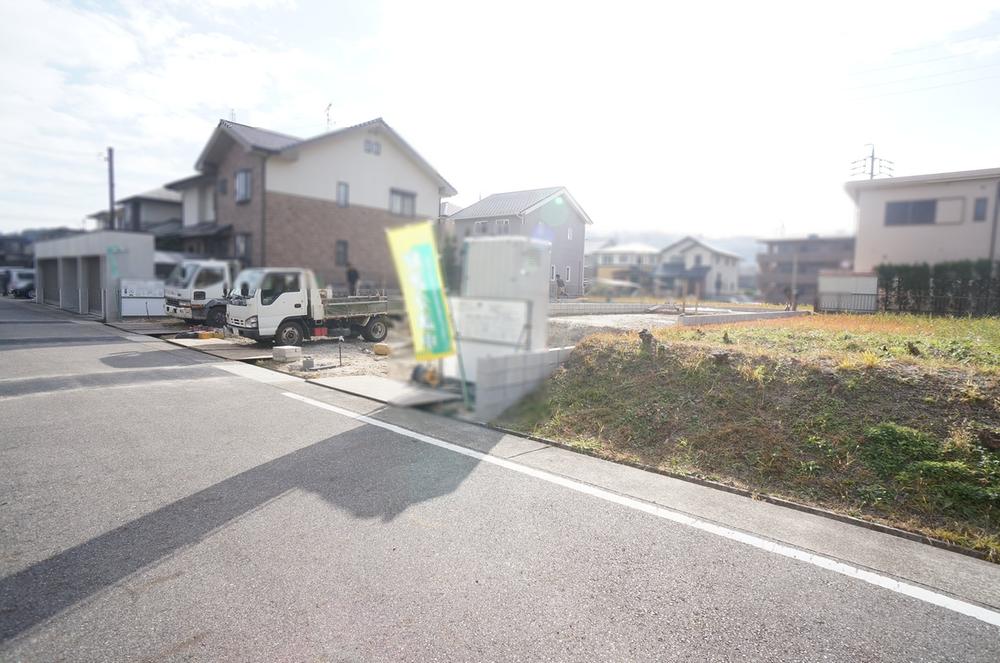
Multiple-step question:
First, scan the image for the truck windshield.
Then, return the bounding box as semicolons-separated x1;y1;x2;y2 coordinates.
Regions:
166;263;198;288
233;269;265;297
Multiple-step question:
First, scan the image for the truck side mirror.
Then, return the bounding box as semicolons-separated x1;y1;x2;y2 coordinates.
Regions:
240;282;249;297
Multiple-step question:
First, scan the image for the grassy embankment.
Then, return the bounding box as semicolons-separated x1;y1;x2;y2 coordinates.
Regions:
498;314;1000;559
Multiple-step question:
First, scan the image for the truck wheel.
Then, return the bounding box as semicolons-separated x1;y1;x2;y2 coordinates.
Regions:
276;321;304;346
206;307;226;328
361;316;388;342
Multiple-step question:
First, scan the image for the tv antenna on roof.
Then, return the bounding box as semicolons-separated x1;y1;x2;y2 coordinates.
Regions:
325;103;333;131
229;108;236;122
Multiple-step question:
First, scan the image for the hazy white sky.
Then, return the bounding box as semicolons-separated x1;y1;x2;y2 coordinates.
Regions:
1;0;999;237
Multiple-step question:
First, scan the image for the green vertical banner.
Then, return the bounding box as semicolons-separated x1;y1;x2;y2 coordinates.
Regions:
386;221;456;360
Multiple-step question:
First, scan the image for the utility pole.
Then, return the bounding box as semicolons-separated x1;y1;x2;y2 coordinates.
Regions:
850;144;893;180
106;147;115;230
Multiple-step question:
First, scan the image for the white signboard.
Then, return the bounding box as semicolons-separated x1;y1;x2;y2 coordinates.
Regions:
450;297;530;346
444;297;531;383
120;279;166;316
120;280;165;298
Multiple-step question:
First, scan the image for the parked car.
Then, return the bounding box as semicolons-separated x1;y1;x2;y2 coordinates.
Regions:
8;268;35;298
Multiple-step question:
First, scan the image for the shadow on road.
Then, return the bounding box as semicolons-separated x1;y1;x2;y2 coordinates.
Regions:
0;419;507;642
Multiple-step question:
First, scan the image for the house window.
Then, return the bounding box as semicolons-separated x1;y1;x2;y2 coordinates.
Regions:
218;178;228;195
337;182;349;207
498;219;510;235
550;264;555;281
567;227;573;240
234;170;252;204
389;189;416;217
364;139;381;155
565;266;571;282
885;200;936;226
600;255;612;265
694;254;702;266
234;234;250;258
974;197;988;222
335;240;349;266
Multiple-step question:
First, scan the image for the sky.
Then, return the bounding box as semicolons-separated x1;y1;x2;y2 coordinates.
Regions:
1;0;999;238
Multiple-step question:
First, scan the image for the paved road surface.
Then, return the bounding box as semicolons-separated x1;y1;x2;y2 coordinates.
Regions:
1;297;998;661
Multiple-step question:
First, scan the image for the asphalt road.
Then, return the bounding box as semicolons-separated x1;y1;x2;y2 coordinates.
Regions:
1;296;998;661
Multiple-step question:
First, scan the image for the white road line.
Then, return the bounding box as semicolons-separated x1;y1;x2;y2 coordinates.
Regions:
281;391;1000;628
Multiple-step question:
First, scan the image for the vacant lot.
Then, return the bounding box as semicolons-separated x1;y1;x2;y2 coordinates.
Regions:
499;314;1000;559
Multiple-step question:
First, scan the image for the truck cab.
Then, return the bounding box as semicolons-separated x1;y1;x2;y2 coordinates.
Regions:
164;259;239;326
226;267;390;346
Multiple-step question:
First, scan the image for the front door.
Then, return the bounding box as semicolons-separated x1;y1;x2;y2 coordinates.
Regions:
257;271;306;336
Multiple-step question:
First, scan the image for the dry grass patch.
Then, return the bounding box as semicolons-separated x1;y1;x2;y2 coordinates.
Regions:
499;317;1000;560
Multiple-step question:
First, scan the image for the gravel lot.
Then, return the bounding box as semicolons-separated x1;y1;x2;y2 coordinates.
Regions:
256;322;417;380
256;314;683;379
547;313;679;346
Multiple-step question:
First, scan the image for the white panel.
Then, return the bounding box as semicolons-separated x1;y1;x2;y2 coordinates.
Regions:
936;198;964;224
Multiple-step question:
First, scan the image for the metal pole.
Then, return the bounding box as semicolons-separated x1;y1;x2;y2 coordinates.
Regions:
106;147;115;229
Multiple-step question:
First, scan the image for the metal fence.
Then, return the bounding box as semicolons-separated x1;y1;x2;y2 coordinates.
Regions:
818;287;1000;317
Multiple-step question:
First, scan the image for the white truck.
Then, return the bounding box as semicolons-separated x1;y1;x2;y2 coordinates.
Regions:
164;259;241;327
225;267;393;346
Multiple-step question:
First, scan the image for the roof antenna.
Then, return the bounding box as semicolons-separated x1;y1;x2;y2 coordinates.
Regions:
325;103;332;131
229;108;236;122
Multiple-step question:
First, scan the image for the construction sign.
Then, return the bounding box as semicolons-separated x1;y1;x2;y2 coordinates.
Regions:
386;221;456;360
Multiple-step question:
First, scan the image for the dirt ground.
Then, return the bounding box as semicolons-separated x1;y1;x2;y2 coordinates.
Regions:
547;313;679;347
255;322;418;380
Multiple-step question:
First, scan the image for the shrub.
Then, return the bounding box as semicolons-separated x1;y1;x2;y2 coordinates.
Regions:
861;423;940;478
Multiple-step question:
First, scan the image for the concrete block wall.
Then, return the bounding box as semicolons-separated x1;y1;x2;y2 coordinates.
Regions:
548;302;653;316
474;346;574;422
677;310;810;326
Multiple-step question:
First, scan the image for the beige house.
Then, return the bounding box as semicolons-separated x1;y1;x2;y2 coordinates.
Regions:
845;167;1000;272
655;236;740;298
166;118;456;288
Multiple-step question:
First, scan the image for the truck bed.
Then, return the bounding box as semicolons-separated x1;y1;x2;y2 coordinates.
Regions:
320;295;402;320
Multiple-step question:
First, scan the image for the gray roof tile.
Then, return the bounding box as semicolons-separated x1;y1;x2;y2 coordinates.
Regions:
221;121;301;151
449;187;563;220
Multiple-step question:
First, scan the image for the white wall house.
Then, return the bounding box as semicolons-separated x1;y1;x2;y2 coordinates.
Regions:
845;167;1000;272
656;236;740;297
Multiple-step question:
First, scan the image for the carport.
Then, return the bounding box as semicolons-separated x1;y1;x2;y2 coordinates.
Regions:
33;231;155;321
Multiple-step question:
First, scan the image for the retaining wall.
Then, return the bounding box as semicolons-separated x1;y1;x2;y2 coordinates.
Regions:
677;310;810;326
549;302;655;316
474;346;575;422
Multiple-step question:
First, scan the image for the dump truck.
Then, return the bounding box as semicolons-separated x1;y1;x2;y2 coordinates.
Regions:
165;259;241;326
225;267;393;346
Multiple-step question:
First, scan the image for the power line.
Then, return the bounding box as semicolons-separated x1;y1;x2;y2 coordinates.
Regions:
852;49;996;75
848;59;1000;90
853;72;1000;100
0;138;101;159
884;30;1000;57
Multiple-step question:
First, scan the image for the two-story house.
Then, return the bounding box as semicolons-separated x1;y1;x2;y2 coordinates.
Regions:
165;117;456;288
88;188;182;234
757;235;855;304
446;187;592;296
591;243;660;291
845;167;1000;272
655;236;740;298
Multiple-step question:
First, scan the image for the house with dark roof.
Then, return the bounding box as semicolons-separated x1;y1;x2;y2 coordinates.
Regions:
164;118;456;288
89;187;182;233
655;236;741;298
446;187;592;296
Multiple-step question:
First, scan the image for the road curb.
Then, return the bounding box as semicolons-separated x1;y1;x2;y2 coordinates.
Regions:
107;317;991;564
486;424;991;562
